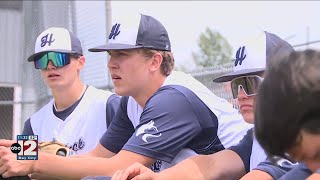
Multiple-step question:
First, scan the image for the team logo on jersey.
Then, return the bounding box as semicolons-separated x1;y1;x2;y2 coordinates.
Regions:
276;158;299;167
235;46;246;66
67;137;85;152
136;120;162;143
40;33;55;47
109;23;121;40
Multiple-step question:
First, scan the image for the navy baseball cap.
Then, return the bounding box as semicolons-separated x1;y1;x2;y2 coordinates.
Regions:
88;14;171;52
27;27;83;62
213;31;294;83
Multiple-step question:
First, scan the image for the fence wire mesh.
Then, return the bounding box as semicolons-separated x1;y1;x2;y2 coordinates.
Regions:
189;64;239;109
0;87;14;139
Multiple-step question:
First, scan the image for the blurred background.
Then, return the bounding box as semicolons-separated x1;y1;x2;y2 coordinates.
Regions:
1;1;319;139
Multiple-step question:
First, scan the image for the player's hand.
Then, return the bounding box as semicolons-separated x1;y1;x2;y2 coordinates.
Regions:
0;139;15;148
0;146;33;178
111;162;157;180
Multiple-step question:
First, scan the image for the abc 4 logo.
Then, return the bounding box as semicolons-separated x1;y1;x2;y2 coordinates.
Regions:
10;140;38;156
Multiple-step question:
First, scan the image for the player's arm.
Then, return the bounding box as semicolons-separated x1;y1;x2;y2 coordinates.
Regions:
112;150;246;180
151;128;253;180
70;143;116;158
157;150;245;180
35;149;155;179
0;146;155;179
240;170;273;180
307;173;320;180
31;151;118;180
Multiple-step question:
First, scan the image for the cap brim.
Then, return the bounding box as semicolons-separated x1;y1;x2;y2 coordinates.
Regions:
88;43;143;52
213;68;265;83
27;49;78;62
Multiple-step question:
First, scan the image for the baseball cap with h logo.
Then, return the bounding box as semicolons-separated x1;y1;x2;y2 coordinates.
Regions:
27;27;83;62
213;31;294;82
88;14;171;52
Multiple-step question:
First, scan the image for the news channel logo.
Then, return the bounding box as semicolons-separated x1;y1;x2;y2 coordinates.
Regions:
10;135;38;160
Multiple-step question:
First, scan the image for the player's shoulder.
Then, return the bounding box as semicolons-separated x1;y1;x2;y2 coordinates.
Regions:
152;85;201;104
29;98;55;128
32;98;54;116
145;85;208;118
87;86;114;98
85;86;118;106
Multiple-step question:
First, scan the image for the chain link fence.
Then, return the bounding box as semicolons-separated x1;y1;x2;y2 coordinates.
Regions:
0;87;14;139
189;64;239;109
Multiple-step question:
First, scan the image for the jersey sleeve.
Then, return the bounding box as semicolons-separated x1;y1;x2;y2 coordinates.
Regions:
21;118;34;135
122;86;204;163
255;159;302;179
228;128;253;173
99;96;135;153
105;94;121;127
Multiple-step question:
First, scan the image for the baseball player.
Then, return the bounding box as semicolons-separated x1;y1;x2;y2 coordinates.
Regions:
22;27;120;155
111;31;301;180
0;14;251;179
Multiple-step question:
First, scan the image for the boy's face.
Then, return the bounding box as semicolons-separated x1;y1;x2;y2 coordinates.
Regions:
237;89;255;124
40;55;84;90
288;131;320;172
107;49;152;97
231;74;263;124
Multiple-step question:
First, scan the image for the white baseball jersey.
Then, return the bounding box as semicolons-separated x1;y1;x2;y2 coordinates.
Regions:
30;86;114;154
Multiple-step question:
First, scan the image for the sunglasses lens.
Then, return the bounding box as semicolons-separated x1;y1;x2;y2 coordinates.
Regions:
231;76;263;98
34;52;71;69
231;79;241;99
34;53;48;69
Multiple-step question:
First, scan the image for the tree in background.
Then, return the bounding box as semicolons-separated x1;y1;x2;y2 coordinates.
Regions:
193;27;233;68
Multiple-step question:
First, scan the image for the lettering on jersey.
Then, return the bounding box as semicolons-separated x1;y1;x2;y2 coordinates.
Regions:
41;33;55;47
109;23;121;40
150;160;162;172
68;137;85;152
136;120;162;143
235;46;246;66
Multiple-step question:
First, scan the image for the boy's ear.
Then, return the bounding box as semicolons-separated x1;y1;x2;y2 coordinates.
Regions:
149;52;163;72
78;56;85;70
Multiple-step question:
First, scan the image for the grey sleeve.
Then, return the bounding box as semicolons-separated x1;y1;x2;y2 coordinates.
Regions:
105;94;121;127
22;118;34;135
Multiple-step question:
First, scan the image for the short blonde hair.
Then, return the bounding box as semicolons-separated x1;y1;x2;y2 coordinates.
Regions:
140;49;175;76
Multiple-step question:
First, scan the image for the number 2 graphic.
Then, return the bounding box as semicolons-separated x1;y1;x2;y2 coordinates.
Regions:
18;140;37;155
